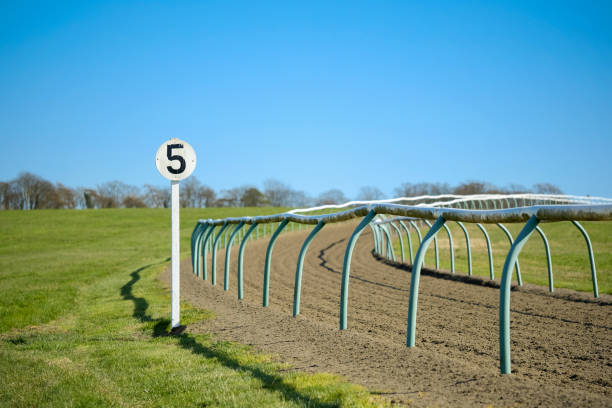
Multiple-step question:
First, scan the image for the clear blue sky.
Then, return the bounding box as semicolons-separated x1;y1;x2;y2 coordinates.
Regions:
1;0;611;198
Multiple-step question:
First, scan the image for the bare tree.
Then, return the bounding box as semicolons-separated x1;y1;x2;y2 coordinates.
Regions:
143;185;170;208
317;189;348;205
357;186;385;201
533;183;563;194
97;181;139;208
181;177;201;208
42;186;63;209
264;179;292;207
55;183;77;209
13;172;56;209
0;181;20;209
287;190;313;207
220;186;248;207
0;182;9;209
198;185;216;208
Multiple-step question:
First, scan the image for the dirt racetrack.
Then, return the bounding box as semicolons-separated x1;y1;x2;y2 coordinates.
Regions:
162;221;612;407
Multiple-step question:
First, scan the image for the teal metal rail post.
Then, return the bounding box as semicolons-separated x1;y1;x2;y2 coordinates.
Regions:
368;225;379;255
533;226;553;292
406;216;446;346
211;223;230;286
380;224;396;262
224;221;245;291
340;210;376;330
237;222;258;299
499;215;539;374
191;223;206;277
441;223;454;273
201;225;217;281
476;223;494;279
191;223;204;276
456;221;473;276
293;220;325;316
372;225;381;256
571;221;599;297
398;221;414;263
389;222;405;262
263;219;289;307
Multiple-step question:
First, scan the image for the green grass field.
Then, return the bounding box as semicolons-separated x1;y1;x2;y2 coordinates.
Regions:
0;208;387;408
390;220;612;294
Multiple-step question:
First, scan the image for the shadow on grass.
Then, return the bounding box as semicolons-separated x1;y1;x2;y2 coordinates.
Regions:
121;262;339;408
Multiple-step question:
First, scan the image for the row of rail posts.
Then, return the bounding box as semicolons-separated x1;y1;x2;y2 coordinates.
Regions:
195;212;596;300
191;205;603;375
398;221;414;263
371;217;557;289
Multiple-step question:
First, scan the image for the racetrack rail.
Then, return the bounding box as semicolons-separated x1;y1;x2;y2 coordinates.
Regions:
173;220;612;406
191;194;612;376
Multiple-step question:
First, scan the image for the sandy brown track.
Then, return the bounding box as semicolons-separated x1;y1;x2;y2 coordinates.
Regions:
162;221;612;407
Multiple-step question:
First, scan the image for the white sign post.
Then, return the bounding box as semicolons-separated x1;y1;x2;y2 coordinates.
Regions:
155;138;197;330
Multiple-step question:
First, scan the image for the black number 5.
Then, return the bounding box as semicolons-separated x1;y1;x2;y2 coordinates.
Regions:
166;144;186;174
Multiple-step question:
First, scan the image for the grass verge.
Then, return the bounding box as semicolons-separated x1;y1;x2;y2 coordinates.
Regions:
0;208;387;407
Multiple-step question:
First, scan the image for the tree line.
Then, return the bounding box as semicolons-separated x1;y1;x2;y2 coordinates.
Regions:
0;172;563;210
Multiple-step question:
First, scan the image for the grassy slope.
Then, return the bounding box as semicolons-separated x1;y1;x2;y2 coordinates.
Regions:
391;220;611;294
0;208;386;408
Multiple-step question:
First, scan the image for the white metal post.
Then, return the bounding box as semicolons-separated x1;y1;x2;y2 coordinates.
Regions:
171;180;180;328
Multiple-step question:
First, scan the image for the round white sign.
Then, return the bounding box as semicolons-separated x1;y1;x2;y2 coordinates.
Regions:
155;138;197;181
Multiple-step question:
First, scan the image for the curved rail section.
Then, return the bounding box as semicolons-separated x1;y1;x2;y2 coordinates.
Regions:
190;195;612;374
